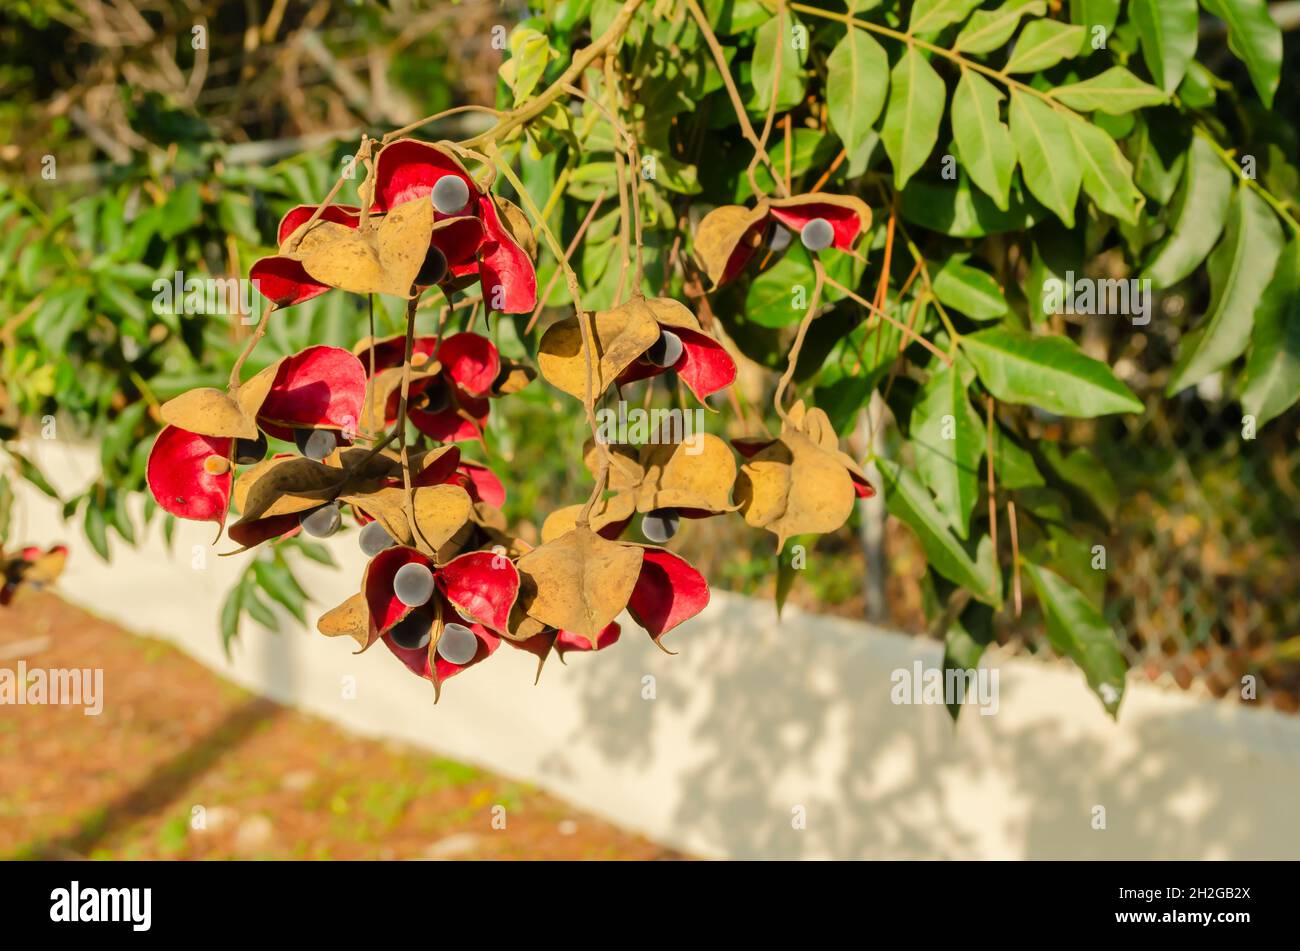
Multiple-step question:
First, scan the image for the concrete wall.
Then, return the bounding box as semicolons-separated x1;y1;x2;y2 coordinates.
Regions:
8;439;1300;859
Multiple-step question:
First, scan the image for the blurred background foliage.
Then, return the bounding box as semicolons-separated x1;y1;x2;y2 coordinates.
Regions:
0;0;1297;712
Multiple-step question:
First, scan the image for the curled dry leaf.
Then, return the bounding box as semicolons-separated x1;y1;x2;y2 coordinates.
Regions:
289;197;435;298
611;296;738;402
734;402;874;549
540;435;736;543
227;455;341;547
635;433;736;513
1;544;69;606
316;591;372;650
515;525;644;646
540;491;636;543
536;299;662;400
695;204;769;288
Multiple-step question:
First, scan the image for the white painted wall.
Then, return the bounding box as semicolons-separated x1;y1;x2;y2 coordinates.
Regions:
8;439;1300;859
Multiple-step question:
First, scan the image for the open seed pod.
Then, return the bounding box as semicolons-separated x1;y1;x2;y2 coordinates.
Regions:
1;544;69;606
331;545;519;695
150;345;367;527
538;296;735;404
250;204;360;307
514;525;709;649
733;401;875;550
371;139;537;313
540;435;735;543
354;332;500;443
694;193;872;289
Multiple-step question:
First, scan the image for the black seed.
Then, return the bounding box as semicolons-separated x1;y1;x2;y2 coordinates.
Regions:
641;508;680;543
643;329;684;368
358;521;394;557
416;245;448;286
299;503;342;538
389;612;433;650
234;433;268;466
437;622;479;665
294;428;337;460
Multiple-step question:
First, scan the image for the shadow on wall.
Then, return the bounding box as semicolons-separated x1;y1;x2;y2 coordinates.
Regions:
548;593;1300;860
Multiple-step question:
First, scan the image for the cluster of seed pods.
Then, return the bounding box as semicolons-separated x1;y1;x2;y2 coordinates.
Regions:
146;136;879;698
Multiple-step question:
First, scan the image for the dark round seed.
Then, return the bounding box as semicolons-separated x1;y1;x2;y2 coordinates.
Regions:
437;622;478;665
431;175;471;215
768;223;793;252
234;433;268;466
641;507;680;543
294;428;337;461
299;503;342;538
415;245;448;286
358;521;394;557
643;329;684;368
393;562;435;607
800;217;835;251
389;612;433;651
412;381;450;414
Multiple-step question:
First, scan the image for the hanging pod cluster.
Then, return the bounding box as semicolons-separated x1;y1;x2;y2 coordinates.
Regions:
144;133;881;700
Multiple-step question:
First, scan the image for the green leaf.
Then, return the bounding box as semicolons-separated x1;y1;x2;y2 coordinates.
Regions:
963;328;1143;417
1130;0;1198;93
1241;239;1300;425
84;501;110;561
880;47;946;190
941;599;996;721
701;0;771;34
159;182;202;240
7;451;59;499
1128;110;1189;205
1023;561;1127;716
955;0;1046;54
951;69;1015;211
911;364;984;539
1049;66;1168;113
908;0;983;36
1200;0;1283;108
1166;186;1285;394
1039;442;1118;523
220;580;244;656
1009;89;1081;227
901;176;1046;237
744;246;814;328
499;27;556;104
992;427;1044;489
1063;114;1143;224
878;459;1002;606
825;29;889;158
1004;19;1085;73
1141;135;1234;288
293;540;338;567
750;10;806;112
109;490;136;545
931;256;1008;319
1067;0;1121;41
1177;60;1219;109
243;584;280;630
253;559;308;624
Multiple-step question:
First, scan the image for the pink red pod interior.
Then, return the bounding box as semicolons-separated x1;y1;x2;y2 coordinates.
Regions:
146;426;233;524
617;325;737;402
626;548;710;641
257;345;368;441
